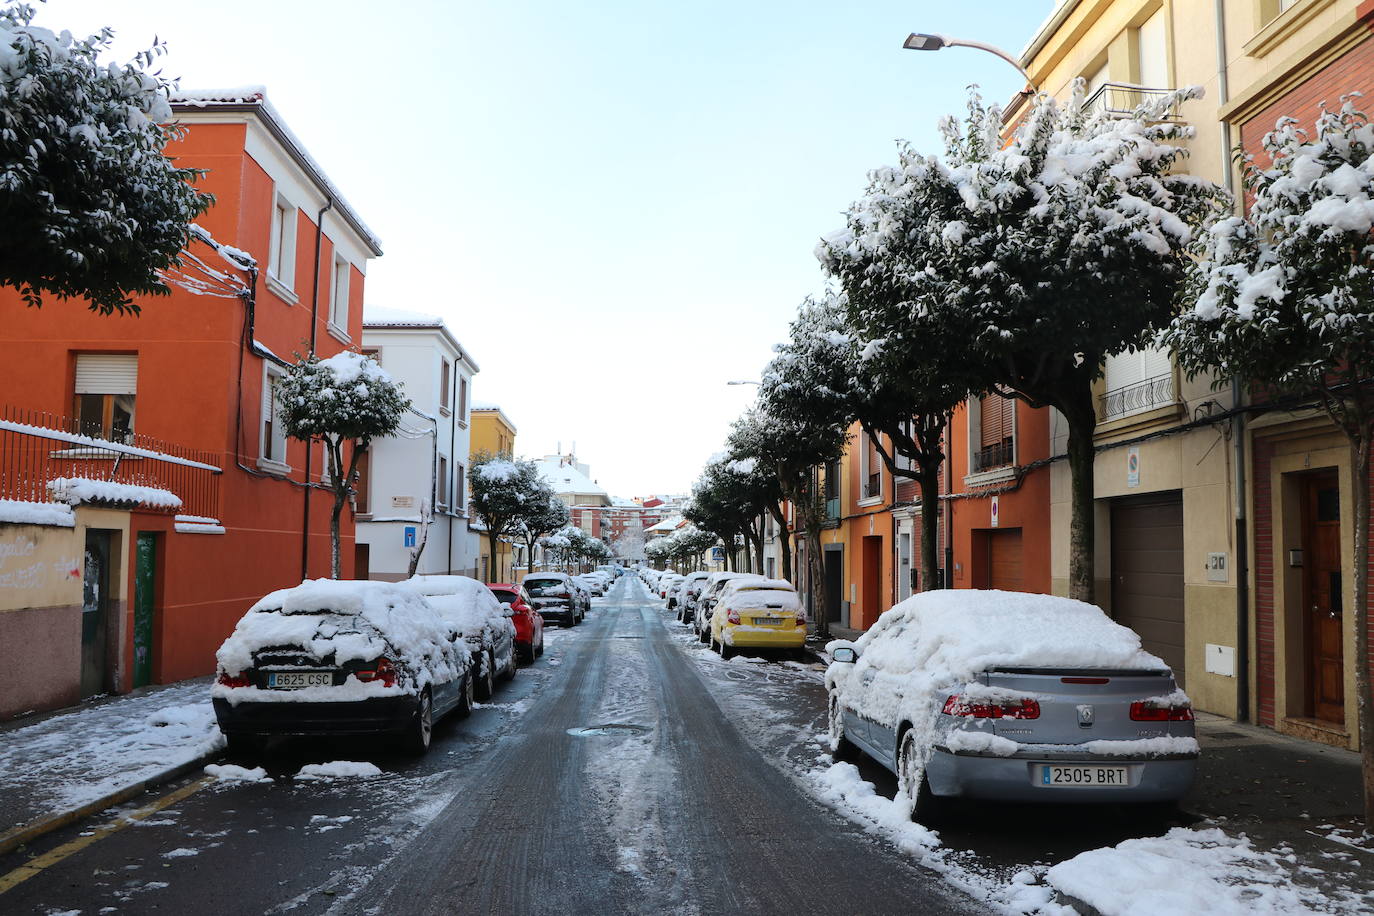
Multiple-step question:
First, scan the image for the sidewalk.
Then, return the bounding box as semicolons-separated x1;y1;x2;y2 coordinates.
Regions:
0;678;225;855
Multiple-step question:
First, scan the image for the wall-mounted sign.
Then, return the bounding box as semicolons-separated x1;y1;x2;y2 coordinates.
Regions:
1126;447;1140;488
403;526;416;548
990;495;1000;528
392;496;415;509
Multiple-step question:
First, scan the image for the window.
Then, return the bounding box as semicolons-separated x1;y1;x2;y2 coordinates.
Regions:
354;447;371;514
268;196;296;290
440;359;451;410
1100;345;1174;421
458;376;468;420
329;256;350;332
823;460;840;519
259;366;288;469
974;392;1015;473
437;454;449;508
1135;8;1167;88
455;461;465;511
861;433;883;501
73;354;137;442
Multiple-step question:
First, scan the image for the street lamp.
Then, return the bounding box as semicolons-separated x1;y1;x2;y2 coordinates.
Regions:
902;32;1035;91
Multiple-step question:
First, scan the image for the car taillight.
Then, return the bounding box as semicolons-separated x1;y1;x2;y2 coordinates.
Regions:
217;671;251;688
1130;701;1194;721
357;657;397;687
794;611;807;626
727;609;741;624
942;695;1041;719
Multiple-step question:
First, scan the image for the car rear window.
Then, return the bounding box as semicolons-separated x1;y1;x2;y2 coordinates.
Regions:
491;589;518;604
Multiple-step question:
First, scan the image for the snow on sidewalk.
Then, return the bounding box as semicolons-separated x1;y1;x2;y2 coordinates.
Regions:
0;680;224;832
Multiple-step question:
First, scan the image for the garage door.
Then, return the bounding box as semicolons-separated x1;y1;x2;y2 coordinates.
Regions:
1110;493;1185;684
987;528;1023;591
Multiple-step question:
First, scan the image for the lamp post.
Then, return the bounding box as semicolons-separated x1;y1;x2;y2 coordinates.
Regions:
902;32;1035;92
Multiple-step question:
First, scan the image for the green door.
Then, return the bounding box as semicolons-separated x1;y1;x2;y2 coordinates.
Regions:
133;533;158;688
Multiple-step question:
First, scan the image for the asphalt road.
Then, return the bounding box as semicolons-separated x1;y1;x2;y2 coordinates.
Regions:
0;575;977;916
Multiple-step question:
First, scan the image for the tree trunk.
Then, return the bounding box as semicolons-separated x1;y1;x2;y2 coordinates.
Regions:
807;524;829;640
770;502;793;582
487;529;500;583
1063;397;1098;603
751;518;765;576
330;489;345;579
1349;430;1372;829
919;463;941;592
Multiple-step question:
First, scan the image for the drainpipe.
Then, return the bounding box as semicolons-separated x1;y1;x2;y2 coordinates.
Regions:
301;197;334;580
1214;0;1249;722
944;414;954;588
447;362;460;575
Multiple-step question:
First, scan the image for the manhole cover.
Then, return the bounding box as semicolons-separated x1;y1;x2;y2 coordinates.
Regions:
567;724;652;738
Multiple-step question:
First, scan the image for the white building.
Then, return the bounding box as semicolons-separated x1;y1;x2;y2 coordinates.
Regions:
355;306;479;580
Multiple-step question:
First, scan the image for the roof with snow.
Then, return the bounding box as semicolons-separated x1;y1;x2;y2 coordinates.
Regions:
170;87;382;257
534;456;608;501
645;514;685;533
361;305;479;372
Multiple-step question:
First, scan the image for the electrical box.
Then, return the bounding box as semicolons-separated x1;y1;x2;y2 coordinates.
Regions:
1205;643;1236;677
1206;552;1229;582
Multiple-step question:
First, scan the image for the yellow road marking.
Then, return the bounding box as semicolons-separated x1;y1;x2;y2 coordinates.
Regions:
0;776;212;895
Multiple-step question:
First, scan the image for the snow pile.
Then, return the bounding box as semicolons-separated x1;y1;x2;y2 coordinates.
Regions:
204;763;269;782
0;498;74;527
295;760;383;780
1046;827;1346;915
474;459;519;483
212;579;469;703
403;574;515;666
315;349;393;389
48;477;182;509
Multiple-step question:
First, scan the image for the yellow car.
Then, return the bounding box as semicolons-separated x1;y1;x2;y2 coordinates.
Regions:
709;578;807;659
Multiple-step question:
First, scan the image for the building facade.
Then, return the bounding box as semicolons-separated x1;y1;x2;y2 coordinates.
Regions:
469;405;519;582
356;306;479;581
0;88;380;715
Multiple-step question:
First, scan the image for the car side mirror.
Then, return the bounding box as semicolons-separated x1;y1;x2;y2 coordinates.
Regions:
500;602;516;617
831;646;858;664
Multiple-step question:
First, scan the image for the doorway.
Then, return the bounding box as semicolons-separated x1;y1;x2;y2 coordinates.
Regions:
81;530;113;698
1301;472;1344;724
861;536;882;621
824;547;843;624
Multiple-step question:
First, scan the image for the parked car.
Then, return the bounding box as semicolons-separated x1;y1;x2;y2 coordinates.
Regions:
694;572;763;642
211;579;472;755
523;572;582;626
658;572;683;600
568;577;593;615
488;582;544;663
400;575;517;701
675;571;712;623
826;590;1198;824
575;573;606;597
708;578;805;660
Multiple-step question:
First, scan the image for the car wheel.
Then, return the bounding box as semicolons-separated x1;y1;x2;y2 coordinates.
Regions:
698;626;710;644
501;647;517;681
474;652;496;701
535;633;545;657
717;636;733;660
456;672;474;719
404;689;434;755
897;729;946;825
828;696;860;762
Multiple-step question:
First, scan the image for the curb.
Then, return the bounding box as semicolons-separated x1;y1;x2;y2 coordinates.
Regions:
0;750;223;858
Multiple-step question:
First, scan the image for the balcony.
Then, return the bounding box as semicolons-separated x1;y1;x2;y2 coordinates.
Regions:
1098;373;1175;422
972;439;1014;474
1082;82;1180;120
864;472;881;500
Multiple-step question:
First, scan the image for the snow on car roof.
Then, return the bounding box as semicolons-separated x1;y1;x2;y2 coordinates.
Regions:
403;575;497;603
730;578;795;592
720;588;801;613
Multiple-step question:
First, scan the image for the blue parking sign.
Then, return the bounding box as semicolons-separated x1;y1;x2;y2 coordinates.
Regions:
404;526;417;547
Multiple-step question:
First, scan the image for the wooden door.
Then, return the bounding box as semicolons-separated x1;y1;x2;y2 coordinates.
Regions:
1111;493;1185;683
133;533;157;688
1302;473;1344;724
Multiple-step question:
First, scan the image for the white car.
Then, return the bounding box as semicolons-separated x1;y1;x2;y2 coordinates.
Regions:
826;590;1197;823
401;575;518;702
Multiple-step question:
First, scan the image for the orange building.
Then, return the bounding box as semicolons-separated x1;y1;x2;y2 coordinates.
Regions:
0;89;382;710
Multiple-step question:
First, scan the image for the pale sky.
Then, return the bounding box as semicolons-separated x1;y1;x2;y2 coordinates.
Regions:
36;0;1051;497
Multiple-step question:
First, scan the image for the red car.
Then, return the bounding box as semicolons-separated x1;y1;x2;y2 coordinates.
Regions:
488;583;545;664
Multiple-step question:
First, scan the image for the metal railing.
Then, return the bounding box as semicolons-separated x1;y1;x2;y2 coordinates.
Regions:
1082;82;1179;120
972;439;1014;474
0;406;222;518
1098;373;1175;421
864;472;881;500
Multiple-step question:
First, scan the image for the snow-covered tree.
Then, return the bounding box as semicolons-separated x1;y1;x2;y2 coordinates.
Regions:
727;406;848;637
610;526;646;564
276;351;409;578
688;456;773;573
512;485;568;572
469;453;543;582
1163;97;1374;822
1;3;211;314
820;85;1227;602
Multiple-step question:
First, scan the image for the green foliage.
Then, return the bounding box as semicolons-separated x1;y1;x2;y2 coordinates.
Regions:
1;3;212;314
276;351;408;445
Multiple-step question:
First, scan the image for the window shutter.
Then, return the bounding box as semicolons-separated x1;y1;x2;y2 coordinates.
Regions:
75;354;138;395
980;394;1007;447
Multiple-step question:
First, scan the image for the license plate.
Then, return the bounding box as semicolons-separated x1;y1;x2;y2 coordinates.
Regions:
753;617;784;625
267;671;333;689
1038;764;1129;787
